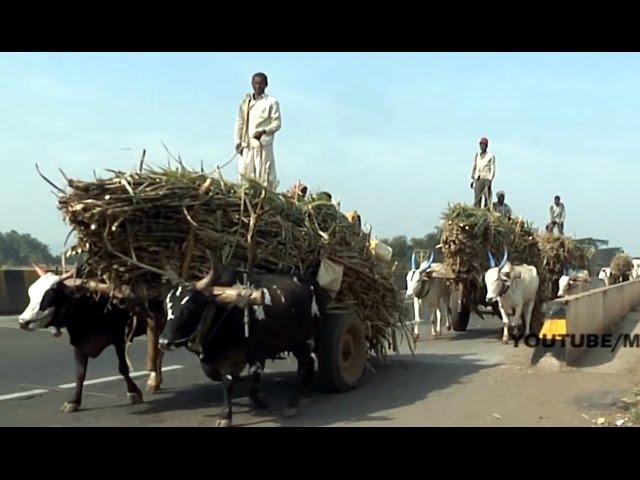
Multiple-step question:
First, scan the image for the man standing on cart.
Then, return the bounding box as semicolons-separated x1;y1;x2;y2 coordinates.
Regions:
234;72;282;190
470;137;495;209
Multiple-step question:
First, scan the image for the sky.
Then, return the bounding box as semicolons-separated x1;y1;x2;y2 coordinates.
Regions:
1;51;640;257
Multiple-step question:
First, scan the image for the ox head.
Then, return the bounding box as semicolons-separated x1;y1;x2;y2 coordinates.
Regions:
18;265;77;333
557;267;577;297
484;247;511;302
159;252;222;351
598;267;611;283
405;251;435;299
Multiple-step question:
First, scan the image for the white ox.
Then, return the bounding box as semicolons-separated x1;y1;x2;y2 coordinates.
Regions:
405;251;452;339
631;259;640;280
598;267;612;285
484;249;540;344
557;268;591;297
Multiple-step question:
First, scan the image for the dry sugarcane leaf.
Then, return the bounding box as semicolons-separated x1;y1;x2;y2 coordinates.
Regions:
55;167;411;359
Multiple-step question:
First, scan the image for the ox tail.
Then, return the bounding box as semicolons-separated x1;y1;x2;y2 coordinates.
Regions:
124;316;137;372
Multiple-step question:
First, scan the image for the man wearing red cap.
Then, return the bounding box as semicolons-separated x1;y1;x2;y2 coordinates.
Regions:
470;137;495;209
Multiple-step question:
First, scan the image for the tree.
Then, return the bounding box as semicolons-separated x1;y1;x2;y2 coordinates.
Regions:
0;230;61;267
380;226;442;269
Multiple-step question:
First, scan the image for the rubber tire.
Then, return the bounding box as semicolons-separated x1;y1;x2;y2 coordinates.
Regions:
449;289;471;332
451;307;471;332
317;312;367;393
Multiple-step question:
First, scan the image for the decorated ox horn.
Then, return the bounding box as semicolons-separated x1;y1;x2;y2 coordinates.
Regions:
487;251;497;268
497;247;509;270
411;252;417;270
419;251;435;273
32;263;48;277
59;268;77;281
195;250;219;292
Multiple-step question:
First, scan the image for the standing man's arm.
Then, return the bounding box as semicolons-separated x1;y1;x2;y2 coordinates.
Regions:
470;154;477;180
234;96;249;153
488;154;496;182
264;100;281;135
559;204;566;223
549;205;555;223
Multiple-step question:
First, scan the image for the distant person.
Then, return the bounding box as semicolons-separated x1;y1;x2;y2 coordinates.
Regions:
234;72;282;190
492;191;512;218
470;137;495;209
549;195;566;235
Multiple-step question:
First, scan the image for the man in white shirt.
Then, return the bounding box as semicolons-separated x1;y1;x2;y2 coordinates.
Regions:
470;137;496;209
234;72;282;190
549;195;566;235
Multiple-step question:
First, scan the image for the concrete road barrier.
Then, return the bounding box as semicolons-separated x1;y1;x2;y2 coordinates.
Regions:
0;268;40;316
531;278;640;367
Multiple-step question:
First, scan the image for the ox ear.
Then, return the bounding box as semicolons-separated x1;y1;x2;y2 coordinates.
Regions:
511;271;522;280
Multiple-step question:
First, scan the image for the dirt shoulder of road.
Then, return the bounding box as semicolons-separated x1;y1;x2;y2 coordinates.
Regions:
458;310;640;428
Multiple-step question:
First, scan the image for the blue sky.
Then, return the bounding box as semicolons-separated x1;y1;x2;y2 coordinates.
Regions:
2;52;639;257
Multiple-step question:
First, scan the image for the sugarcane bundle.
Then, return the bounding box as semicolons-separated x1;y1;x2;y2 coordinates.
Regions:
439;203;543;307
536;234;593;279
51;166;409;358
610;253;634;282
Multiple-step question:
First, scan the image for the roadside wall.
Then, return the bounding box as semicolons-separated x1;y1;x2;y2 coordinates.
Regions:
0;268;40;316
558;278;640;365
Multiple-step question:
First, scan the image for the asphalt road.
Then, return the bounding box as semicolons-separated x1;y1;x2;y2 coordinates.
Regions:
0;311;540;427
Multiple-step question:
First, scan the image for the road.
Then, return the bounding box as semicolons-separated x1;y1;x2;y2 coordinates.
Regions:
1;310;639;427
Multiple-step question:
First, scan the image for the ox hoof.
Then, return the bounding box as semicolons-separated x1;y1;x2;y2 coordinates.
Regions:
215;419;232;428
447;324;452;331
128;392;144;405
145;382;160;394
283;406;299;418
61;402;80;413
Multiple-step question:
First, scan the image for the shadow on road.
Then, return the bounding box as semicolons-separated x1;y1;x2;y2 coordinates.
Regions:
572;310;640;369
444;327;502;342
129;352;498;427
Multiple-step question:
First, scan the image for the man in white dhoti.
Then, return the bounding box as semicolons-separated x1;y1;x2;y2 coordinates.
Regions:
234;72;282;190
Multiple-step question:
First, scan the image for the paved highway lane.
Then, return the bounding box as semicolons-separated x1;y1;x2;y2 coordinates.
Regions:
1;312;545;427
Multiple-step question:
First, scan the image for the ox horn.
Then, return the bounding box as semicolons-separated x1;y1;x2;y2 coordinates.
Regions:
411;252;417;270
486;251;496;268
195;250;218;292
32;263;48;277
497;247;509;270
419;251;435;273
59;268;77;281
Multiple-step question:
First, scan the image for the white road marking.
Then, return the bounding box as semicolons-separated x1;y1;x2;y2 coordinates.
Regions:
56;365;184;389
0;389;49;401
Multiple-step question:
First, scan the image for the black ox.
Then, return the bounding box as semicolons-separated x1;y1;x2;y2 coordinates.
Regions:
18;265;165;412
159;259;331;427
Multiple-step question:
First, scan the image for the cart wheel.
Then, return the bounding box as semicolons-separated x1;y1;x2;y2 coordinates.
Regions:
317;312;367;393
451;307;471;332
449;288;471;332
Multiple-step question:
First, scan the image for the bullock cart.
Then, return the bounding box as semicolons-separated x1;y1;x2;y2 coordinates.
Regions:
437;204;593;334
45;163;411;395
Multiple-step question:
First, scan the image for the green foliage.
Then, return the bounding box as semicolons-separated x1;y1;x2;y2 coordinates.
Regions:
379;227;441;270
0;230;60;267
